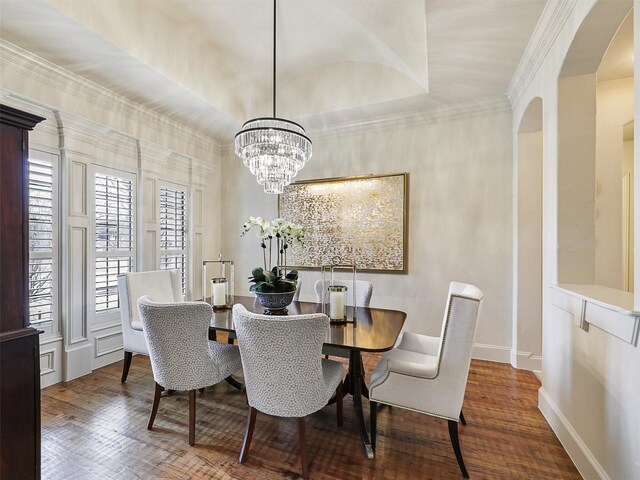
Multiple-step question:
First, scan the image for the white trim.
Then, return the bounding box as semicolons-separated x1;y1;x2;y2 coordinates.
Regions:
471;343;511;363
510;350;542;372
0;40;221;156
63;343;93;381
507;0;578;109
310;96;510;141
539;387;611;480
93;331;123;358
158;181;189;296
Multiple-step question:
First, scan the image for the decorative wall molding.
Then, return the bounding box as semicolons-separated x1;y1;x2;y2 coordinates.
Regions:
539;387;611;480
0;41;220;165
38;349;56;376
0;93;59;146
94;331;123;358
305;96;510;141
506;0;578;110
219;96;511;156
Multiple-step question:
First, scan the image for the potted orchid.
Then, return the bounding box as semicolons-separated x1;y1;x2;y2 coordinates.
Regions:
241;217;305;313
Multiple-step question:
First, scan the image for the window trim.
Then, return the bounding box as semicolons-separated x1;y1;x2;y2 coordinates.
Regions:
91;166;137;318
27;149;60;338
158;181;189;296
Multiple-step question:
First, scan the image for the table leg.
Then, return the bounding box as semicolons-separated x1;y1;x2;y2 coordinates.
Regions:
349;350;374;459
359;355;369;399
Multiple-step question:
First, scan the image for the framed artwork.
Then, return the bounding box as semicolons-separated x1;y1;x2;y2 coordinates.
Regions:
278;173;408;273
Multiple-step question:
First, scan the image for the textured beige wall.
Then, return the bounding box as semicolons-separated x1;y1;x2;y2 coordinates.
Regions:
222;109;514;358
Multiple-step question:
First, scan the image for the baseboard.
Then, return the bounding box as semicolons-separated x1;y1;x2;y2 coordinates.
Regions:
510;349;542;371
63;342;93;381
472;343;511;363
538;387;610;480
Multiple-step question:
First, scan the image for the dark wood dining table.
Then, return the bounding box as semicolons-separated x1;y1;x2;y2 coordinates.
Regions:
209;295;407;459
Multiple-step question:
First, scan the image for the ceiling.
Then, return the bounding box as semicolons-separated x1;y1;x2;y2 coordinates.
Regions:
0;0;547;142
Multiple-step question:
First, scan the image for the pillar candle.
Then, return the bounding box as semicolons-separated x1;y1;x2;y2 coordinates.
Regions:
329;290;345;320
212;281;226;307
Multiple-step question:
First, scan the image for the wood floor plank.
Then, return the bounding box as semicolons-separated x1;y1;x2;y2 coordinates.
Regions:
41;353;581;479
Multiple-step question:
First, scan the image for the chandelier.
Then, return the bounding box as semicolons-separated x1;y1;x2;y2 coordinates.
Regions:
234;0;312;195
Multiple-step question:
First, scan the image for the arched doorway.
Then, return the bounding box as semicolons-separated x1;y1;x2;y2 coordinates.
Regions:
513;97;543;372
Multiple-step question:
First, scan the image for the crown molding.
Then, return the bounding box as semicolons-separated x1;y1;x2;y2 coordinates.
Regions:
308;95;511;140
0;40;221;155
219;95;511;155
506;0;579;109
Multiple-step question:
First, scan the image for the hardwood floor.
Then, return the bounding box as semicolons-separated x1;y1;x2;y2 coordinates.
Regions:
41;347;580;479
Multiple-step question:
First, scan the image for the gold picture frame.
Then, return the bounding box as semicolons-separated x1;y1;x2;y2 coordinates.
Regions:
278;173;408;273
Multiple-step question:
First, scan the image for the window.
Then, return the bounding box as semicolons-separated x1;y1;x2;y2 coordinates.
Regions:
28;156;56;326
160;186;187;294
95;173;134;312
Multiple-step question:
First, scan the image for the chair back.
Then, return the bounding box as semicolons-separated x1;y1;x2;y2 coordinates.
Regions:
118;270;183;329
232;304;330;417
314;279;373;307
137;297;221;391
434;282;484;406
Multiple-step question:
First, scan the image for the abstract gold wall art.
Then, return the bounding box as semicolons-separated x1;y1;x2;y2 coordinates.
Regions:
279;173;408;273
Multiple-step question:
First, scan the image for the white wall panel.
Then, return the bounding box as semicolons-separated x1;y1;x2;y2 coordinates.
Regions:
70;161;87;217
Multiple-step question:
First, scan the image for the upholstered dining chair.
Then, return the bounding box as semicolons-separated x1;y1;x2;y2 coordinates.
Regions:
117;269;183;383
369;282;484;478
314;279;373;358
232;304;344;480
137;296;243;446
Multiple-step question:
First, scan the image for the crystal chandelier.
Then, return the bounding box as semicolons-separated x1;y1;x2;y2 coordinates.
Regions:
234;0;312;195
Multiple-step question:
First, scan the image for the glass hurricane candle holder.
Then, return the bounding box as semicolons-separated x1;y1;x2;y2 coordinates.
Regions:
328;285;347;321
203;258;234;308
211;278;228;308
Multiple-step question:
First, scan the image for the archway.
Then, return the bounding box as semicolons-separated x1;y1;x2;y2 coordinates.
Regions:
513;97;543;372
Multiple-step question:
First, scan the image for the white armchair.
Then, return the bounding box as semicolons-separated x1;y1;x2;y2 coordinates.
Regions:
117;269;183;383
137;297;242;445
232;304;344;480
369;282;484;478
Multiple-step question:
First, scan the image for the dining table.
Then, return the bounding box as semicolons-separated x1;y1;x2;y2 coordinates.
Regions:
209;295;407;459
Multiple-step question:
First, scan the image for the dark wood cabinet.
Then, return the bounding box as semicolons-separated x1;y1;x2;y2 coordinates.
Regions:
1;105;45;480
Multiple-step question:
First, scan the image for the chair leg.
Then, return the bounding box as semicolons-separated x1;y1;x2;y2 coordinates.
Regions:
239;406;257;463
336;381;343;427
188;390;196;446
448;420;469;478
147;382;163;429
121;351;133;383
460;409;467;425
298;417;309;480
370;401;377;451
